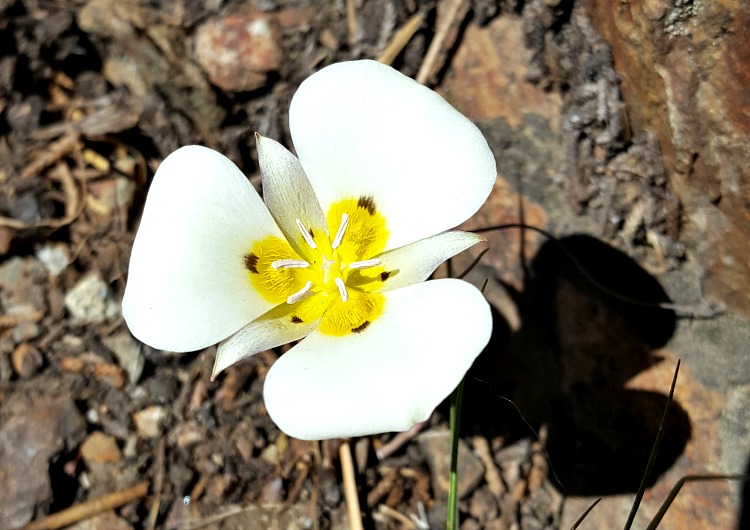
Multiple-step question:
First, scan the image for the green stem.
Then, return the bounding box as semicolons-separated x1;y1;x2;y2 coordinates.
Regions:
446;377;465;530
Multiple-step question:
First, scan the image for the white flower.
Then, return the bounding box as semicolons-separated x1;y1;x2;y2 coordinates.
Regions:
123;60;496;440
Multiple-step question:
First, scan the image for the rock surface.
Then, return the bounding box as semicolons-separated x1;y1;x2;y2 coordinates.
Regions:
418;430;485;499
0;394;85;529
579;0;750;316
442;6;749;528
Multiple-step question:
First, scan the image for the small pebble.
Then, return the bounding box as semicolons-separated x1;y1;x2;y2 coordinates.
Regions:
132;405;168;438
64;273;119;324
11;342;43;377
81;431;122;463
418;430;485;499
195;12;281;92
36;243;70;276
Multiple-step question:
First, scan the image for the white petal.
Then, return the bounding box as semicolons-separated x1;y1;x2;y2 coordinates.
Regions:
213;302;321;379
256;134;328;258
374;231;485;292
263;279;492;440
290;60;496;250
211;319;319;380
123;146;282;352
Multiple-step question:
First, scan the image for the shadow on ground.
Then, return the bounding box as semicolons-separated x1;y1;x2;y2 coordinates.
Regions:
462;234;691;496
741;456;750;530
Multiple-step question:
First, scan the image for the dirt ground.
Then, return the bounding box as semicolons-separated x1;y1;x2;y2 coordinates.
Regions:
1;0;748;529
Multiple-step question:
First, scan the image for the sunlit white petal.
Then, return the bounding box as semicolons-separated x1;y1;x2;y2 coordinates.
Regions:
290;60;496;250
263;279;492;440
123;146;281;352
374;231;485;292
256;134;328;258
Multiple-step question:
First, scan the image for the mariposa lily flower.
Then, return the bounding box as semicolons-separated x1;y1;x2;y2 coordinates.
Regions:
123;60;495;440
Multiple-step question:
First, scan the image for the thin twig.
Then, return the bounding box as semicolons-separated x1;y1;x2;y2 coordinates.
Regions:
0;162;83;230
472;435;505;497
0;310;44;327
376;420;428;460
416;0;468;85
377;12;425;65
286;462;310;505
20;130;79;178
340;439;364;530
20;481;149;530
309;444;321;530
346;0;358;46
180;505;250;530
377;505;418;529
146;438;165;530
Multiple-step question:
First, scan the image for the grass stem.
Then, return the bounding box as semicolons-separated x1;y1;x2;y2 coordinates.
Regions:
447;378;465;530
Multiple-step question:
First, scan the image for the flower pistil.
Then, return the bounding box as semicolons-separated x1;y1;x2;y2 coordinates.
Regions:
245;196;391;336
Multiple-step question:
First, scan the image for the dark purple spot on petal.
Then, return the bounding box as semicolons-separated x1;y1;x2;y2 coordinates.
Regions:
357;196;376;215
380;271;391;282
244;253;259;273
291;316;303;323
352;321;370;333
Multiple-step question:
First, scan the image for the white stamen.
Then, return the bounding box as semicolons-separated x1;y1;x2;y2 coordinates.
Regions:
331;213;349;249
295;219;317;249
348;258;382;270
287;281;313;304
334;277;348;303
272;259;310;270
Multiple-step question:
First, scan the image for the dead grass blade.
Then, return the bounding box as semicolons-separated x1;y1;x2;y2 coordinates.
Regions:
645;474;750;530
623;360;680;530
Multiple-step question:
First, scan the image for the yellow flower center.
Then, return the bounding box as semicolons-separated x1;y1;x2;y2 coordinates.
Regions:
244;196;390;335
